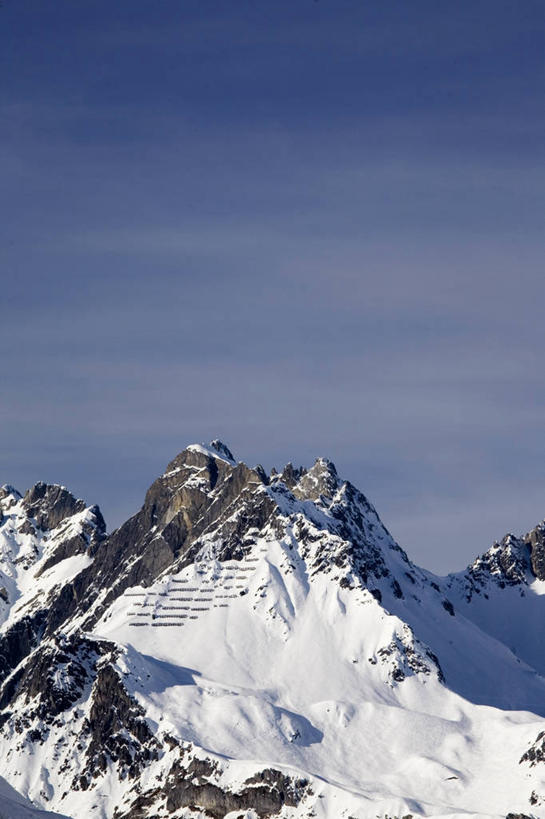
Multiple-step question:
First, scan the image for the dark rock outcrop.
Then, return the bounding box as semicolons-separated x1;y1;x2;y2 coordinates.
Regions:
22;483;88;531
469;534;531;589
526;522;545;580
115;758;310;819
0;632;160;793
0;611;47;689
520;730;545;767
0;485;21;507
291;457;338;502
464;521;545;591
36;504;105;576
79;662;159;785
0;633;101;722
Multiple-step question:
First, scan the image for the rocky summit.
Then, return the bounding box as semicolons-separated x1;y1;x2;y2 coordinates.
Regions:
1;441;545;819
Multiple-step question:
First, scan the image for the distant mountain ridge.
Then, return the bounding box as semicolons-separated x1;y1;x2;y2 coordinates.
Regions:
0;440;544;818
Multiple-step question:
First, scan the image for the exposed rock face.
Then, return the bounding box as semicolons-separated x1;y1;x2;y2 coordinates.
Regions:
291;457;338;501
279;472;409;598
81;660;160;784
452;520;545;601
277;463;306;490
527;522;545;580
373;624;444;684
0;485;21;506
162;762;309;819
0;633;161;794
0;612;47;689
468;533;531;589
112;761;310;819
37;504;105;577
0;484;106;692
0;633;102;725
22;483;88;532
520;731;545;767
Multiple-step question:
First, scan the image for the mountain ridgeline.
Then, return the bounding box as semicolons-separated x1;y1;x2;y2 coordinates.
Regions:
0;441;544;819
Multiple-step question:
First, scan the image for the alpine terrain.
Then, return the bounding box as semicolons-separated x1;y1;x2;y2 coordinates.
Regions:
1;441;545;819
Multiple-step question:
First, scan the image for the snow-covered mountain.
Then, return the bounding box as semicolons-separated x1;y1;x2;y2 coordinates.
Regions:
1;441;544;818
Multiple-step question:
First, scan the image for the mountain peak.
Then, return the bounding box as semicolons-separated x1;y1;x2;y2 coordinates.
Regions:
468;533;531;588
21;482;90;532
292;456;339;501
0;485;21;507
275;462;307;488
526;519;545;580
186;439;237;464
462;518;545;589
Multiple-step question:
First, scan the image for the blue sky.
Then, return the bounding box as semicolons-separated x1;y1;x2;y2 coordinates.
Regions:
1;0;544;572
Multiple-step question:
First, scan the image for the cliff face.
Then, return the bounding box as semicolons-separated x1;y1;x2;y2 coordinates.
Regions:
1;442;545;818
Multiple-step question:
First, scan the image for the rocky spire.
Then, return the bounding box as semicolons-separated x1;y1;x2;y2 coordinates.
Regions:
292;457;339;502
22;482;90;532
526;520;545;580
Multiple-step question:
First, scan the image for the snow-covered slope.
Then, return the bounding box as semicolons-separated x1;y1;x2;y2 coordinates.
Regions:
0;769;70;818
1;441;545;818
